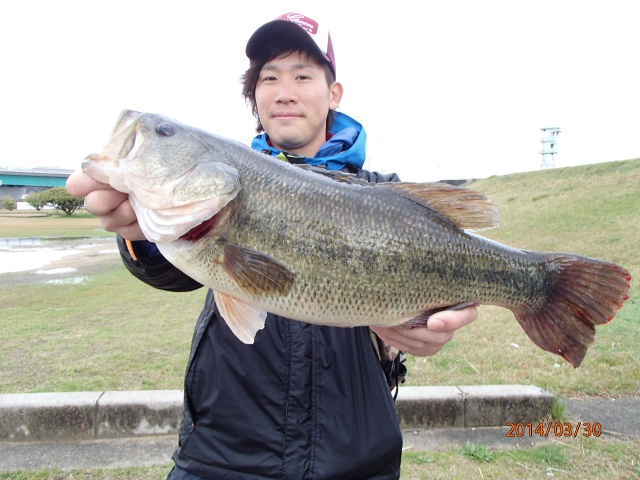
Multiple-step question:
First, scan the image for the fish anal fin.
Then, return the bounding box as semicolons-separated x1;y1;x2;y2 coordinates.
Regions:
223;242;295;297
383;182;500;231
214;291;267;344
512;254;631;368
399;301;480;328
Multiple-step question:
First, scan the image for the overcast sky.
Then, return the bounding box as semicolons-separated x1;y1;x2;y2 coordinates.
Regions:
2;0;638;182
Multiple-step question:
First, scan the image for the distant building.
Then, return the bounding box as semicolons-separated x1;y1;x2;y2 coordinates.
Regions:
540;127;560;169
0;167;73;200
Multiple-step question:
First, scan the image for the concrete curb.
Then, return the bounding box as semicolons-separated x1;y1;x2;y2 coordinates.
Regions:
0;390;183;442
396;385;554;429
0;385;553;442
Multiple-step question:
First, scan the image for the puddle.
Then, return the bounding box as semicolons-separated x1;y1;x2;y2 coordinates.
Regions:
45;276;91;285
0;247;79;274
0;237;116;275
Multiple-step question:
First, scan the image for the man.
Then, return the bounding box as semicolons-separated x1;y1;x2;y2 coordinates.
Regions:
67;13;476;479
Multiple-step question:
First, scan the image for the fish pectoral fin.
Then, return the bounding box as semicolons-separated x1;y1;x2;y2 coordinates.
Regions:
383;182;500;231
222;242;296;296
214;291;267;344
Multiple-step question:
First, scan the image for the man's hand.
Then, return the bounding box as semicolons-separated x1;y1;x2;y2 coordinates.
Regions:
371;306;477;357
66;170;146;241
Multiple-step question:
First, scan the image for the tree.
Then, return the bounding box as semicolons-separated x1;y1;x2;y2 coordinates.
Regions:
40;187;84;215
24;191;47;211
1;196;17;211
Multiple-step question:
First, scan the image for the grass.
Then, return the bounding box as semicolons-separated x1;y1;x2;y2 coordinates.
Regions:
0;466;172;480
1;160;639;478
549;396;568;422
462;441;494;462
402;437;640;479
2;437;638;479
0;210;205;393
0;211;110;238
0;268;204;393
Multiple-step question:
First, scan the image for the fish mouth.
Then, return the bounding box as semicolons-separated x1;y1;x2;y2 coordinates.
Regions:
104;110;144;161
83;110;144;179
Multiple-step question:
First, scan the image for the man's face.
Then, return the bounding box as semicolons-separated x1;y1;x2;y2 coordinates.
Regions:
255;52;342;158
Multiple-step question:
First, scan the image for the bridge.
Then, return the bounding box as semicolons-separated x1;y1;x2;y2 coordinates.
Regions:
0;167;74;200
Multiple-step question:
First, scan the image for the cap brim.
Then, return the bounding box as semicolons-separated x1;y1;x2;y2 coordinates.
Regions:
246;20;334;75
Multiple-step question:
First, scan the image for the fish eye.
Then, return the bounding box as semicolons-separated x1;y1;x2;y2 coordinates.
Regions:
155;122;176;137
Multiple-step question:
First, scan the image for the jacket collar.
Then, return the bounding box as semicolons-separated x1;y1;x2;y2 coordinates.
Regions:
250;111;366;171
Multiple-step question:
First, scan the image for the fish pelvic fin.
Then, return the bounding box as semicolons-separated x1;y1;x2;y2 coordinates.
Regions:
214;291;267;344
513;254;631;368
222;241;296;296
383;182;500;231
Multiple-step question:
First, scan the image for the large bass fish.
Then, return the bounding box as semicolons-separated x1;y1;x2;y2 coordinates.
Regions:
80;110;631;367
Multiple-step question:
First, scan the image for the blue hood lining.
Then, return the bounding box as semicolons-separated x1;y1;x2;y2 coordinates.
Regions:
250;112;366;171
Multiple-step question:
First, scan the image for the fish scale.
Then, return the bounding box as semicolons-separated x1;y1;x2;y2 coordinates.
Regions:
81;110;632;367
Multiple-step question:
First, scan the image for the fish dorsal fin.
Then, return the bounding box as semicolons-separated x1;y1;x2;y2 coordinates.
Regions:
383;182;500;231
214;291;267;344
293;164;375;186
223;242;296;296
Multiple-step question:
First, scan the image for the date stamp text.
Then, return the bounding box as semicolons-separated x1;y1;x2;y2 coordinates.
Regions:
506;422;602;438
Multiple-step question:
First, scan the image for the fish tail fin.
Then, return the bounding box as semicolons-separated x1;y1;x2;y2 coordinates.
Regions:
513;254;631;368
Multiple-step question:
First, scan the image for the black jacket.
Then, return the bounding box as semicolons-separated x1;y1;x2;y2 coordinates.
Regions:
117;168;403;479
